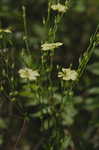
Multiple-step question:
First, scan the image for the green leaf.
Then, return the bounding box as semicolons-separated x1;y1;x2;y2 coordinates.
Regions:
87;87;99;95
94;48;99;57
85;98;99;111
61;136;72;150
87;62;99;75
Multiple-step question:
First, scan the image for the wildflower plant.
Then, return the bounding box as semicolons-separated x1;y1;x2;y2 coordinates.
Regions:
0;0;99;150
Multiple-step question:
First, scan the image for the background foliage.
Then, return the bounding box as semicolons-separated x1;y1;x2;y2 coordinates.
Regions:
0;0;99;150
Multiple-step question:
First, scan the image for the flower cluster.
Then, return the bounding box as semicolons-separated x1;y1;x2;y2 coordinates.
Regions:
58;68;78;81
41;42;63;51
18;68;40;81
51;3;68;13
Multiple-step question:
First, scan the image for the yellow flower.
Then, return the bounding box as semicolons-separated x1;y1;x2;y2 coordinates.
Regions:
58;68;78;81
51;3;68;13
18;68;40;81
41;42;63;51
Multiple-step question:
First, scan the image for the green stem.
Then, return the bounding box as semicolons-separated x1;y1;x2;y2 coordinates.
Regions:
77;24;99;78
71;24;99;89
22;6;30;54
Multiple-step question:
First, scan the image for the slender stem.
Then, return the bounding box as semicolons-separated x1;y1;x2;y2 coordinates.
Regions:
70;24;99;89
14;119;26;150
77;24;99;78
22;6;30;54
46;0;52;27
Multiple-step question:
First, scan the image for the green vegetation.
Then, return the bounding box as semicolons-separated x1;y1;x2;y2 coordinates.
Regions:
0;0;99;150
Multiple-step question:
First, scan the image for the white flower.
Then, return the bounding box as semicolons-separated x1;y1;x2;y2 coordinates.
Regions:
41;42;63;51
51;3;68;13
18;68;40;81
0;28;12;33
58;68;78;81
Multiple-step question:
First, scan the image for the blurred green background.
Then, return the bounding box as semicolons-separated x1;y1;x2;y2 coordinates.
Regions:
0;0;99;150
0;0;99;66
